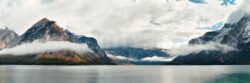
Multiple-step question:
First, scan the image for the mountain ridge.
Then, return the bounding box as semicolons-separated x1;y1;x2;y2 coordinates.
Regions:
0;18;117;65
170;14;250;65
0;27;19;49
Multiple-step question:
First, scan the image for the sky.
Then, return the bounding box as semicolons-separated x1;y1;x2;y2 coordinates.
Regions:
0;0;243;49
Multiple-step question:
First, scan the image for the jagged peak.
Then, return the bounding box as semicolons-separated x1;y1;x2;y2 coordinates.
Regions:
24;18;65;34
227;13;250;25
36;18;50;24
51;22;64;32
0;26;9;30
0;26;17;33
3;26;9;30
32;18;59;27
235;13;250;24
222;13;250;29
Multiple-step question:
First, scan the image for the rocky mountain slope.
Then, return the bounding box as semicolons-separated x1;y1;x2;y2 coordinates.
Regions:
171;14;250;65
0;18;117;65
0;27;18;49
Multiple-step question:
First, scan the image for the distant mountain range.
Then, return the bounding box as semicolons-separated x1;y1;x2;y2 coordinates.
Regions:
3;14;250;65
170;14;250;65
105;47;170;59
0;18;118;65
0;18;173;65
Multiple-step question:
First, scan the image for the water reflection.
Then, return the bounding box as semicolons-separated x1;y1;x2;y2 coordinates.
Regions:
0;65;249;83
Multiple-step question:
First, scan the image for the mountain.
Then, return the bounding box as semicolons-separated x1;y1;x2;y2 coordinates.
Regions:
8;18;70;47
105;47;171;65
0;27;18;49
170;14;250;65
105;47;170;59
0;18;117;65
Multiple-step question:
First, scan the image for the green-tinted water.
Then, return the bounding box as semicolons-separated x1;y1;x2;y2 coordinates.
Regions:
0;65;249;83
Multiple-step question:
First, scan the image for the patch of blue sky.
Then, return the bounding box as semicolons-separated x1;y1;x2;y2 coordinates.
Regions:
220;0;236;6
197;22;225;31
189;0;206;4
210;22;225;30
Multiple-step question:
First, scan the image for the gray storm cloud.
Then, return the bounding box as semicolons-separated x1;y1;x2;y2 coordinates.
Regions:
0;0;242;49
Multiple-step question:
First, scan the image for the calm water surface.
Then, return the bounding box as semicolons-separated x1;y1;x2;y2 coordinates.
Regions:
0;65;249;83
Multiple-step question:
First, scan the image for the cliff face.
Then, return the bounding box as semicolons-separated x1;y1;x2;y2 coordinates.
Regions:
172;14;250;65
0;18;116;65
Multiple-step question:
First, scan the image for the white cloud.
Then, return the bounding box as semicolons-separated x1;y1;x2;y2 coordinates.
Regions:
168;42;236;56
107;53;137;61
141;56;174;61
107;53;174;61
0;41;92;55
0;0;242;49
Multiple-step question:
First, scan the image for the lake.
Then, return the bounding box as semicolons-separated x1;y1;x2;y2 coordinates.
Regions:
0;65;249;83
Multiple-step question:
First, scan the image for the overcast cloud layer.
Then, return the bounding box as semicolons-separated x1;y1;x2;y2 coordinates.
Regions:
0;0;243;49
